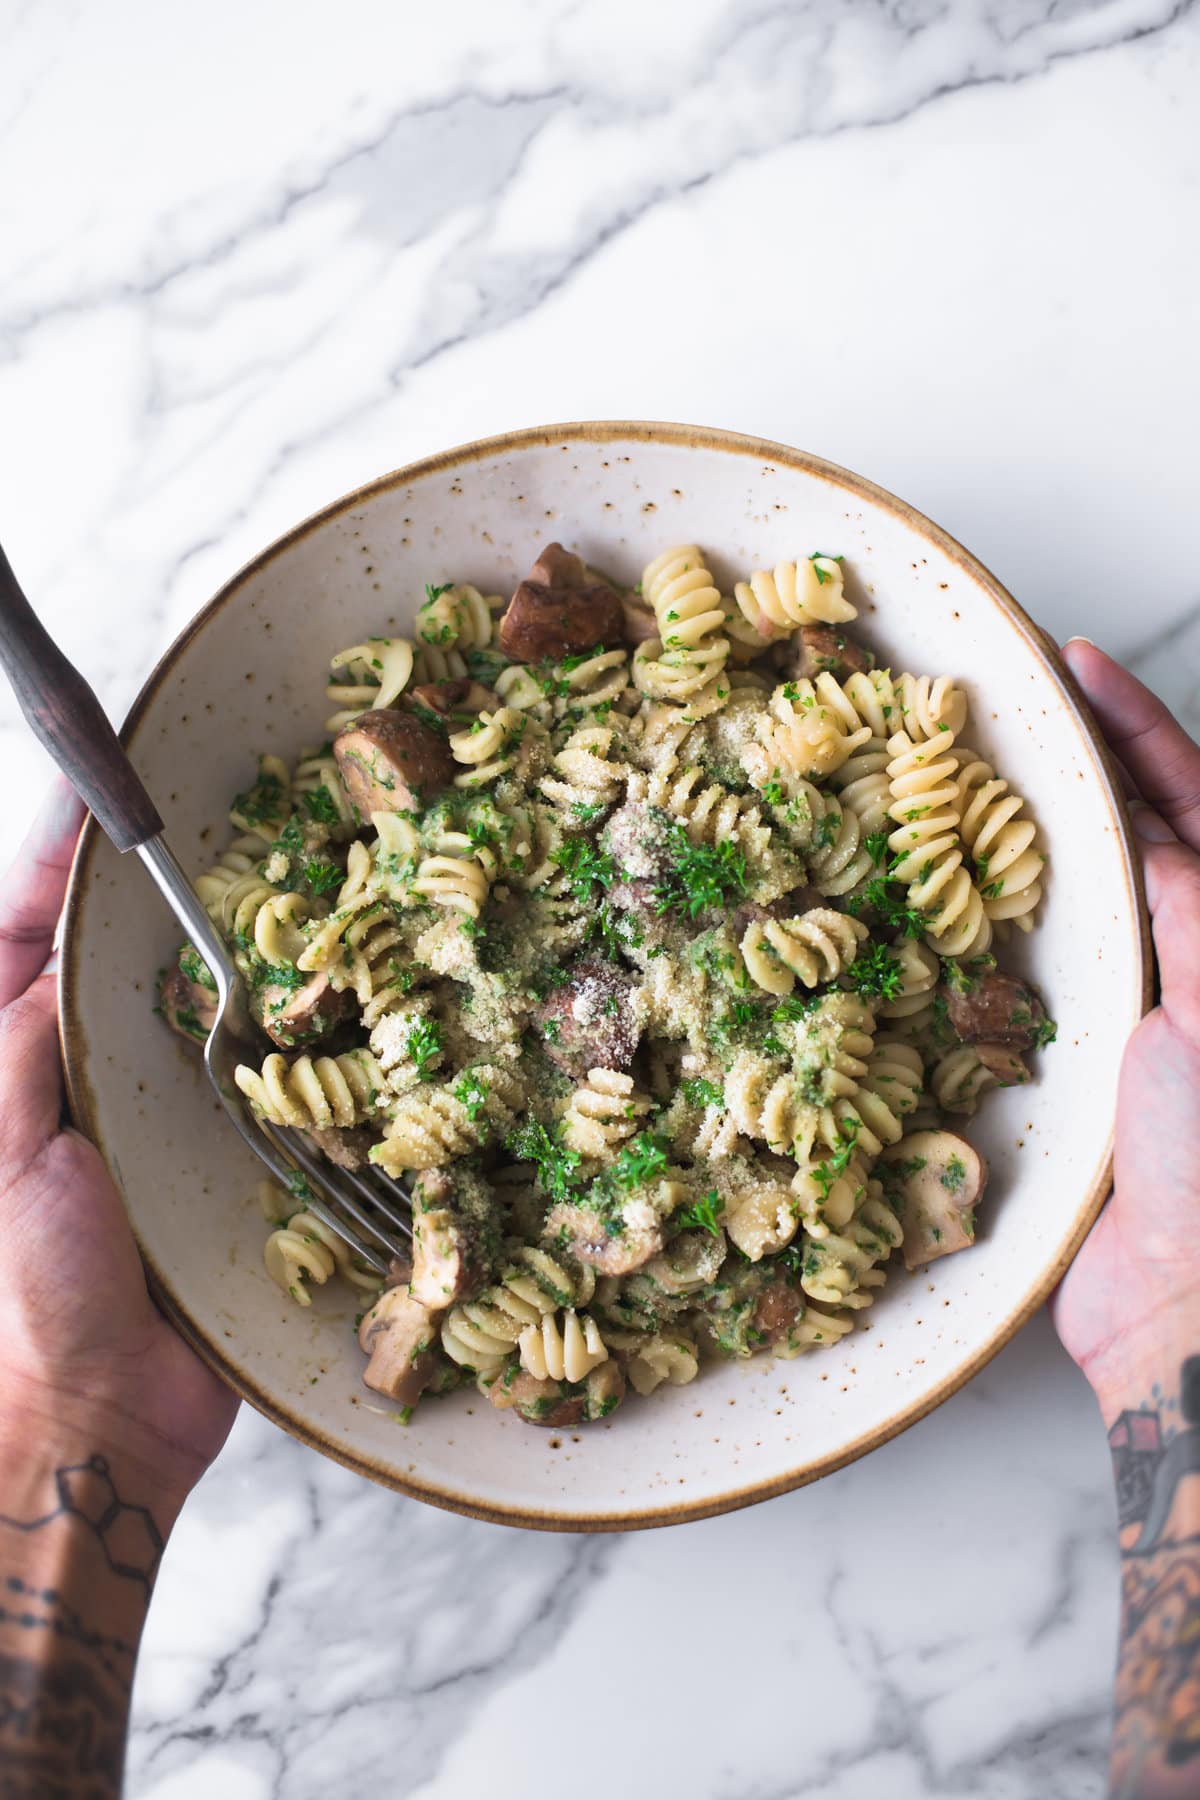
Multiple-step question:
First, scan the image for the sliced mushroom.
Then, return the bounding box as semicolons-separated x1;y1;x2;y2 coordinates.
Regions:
260;971;353;1049
408;1168;495;1309
158;952;218;1045
545;1194;664;1276
880;1130;988;1269
498;544;626;663
945;969;1047;1050
642;1229;725;1296
528;542;589;589
533;959;641;1077
357;1285;440;1404
333;708;454;816
752;1275;807;1346
620;594;660;644
489;1359;626;1426
406;679;498;723
301;1124;376;1172
781;624;874;681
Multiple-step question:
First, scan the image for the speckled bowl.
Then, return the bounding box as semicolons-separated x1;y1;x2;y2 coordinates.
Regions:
60;423;1150;1530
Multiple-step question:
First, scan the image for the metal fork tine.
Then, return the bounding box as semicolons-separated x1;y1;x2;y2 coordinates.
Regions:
245;1125;391;1277
269;1126;412;1257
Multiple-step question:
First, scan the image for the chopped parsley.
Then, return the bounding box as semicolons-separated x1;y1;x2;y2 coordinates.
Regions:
607;1132;670;1190
551;837;617;902
846;873;926;939
405;1017;444;1082
809;552;844;585
453;1069;490;1122
303;857;343;896
941;1156;967;1193
863;830;891;866
231;767;287;829
673;1190;723;1238
653;828;748;919
505;1119;582;1205
300;785;342;826
845;941;904;1002
1031;1014;1057;1049
178;945;216;992
681;1076;725;1109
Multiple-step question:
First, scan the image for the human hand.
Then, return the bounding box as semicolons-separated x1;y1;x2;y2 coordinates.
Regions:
1051;640;1200;1403
0;780;237;1505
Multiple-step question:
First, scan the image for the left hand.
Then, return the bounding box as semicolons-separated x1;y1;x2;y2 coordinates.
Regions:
0;780;237;1500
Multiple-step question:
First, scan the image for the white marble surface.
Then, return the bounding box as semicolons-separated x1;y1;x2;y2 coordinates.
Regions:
3;2;1199;1795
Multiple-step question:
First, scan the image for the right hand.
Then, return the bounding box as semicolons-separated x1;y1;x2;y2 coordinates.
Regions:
1050;640;1200;1401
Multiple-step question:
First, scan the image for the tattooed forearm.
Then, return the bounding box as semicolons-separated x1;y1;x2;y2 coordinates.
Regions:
0;1448;171;1800
1108;1354;1200;1797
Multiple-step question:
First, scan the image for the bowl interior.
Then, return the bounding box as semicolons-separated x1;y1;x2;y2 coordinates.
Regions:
62;424;1146;1527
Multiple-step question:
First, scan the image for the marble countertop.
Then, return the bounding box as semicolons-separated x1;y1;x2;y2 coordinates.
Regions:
2;3;1198;1795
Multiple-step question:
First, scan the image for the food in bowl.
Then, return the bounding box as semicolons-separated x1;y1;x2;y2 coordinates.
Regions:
158;536;1054;1430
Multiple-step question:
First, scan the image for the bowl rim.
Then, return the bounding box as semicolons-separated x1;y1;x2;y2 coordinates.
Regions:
59;418;1153;1531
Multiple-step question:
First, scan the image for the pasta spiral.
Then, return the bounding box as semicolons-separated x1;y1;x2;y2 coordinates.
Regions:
637;764;770;858
742;679;873;786
373;1064;524;1172
739;908;868;995
799;1185;902;1310
632;546;730;717
449;708;530;788
441;1247;597;1376
877;939;940;1019
886;729;991;958
806;792;875;897
264;1205;381;1306
617;1329;701;1397
325;637;415;730
415;582;497;651
954;749;1045;931
561;1069;653;1159
539;724;627;813
724;1051;819;1159
294;752;359;833
235;1050;386;1129
518;1309;609;1383
729;557;856;646
822;1036;923;1157
194;832;272;918
412;852;492;918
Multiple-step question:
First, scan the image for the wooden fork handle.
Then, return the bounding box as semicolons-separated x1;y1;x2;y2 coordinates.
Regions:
0;541;163;852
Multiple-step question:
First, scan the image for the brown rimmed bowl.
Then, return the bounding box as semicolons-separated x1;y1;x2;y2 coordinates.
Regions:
60;422;1151;1530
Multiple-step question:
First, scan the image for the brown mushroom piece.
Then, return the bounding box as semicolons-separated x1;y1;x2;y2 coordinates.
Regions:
333;707;454;817
620;594;660;644
753;1275;808;1347
408;1167;499;1310
498;542;626;663
490;1359;626;1426
880;1130;989;1269
544;1194;664;1276
602;801;678;918
528;541;589;589
406;678;497;722
641;1229;725;1296
357;1285;440;1404
944;969;1048;1050
259;971;353;1049
533;959;642;1077
301;1124;376;1173
158;952;218;1045
780;625;875;681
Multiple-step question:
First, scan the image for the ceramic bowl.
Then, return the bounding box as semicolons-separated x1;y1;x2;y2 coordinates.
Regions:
60;423;1150;1529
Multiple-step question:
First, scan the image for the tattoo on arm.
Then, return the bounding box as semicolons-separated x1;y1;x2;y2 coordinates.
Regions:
0;1453;166;1798
0;1454;163;1591
1108;1354;1200;1795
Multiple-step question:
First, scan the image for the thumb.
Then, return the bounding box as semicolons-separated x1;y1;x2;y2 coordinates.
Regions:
0;973;66;1191
1132;805;1200;1048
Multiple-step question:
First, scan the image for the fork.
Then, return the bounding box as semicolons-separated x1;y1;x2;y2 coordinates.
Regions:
0;540;411;1274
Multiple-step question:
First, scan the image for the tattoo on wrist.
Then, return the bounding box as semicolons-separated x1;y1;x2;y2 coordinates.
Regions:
1107;1354;1200;1791
0;1452;165;1797
0;1453;163;1592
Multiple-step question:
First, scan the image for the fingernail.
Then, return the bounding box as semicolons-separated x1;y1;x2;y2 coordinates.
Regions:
1064;635;1099;651
1130;801;1176;844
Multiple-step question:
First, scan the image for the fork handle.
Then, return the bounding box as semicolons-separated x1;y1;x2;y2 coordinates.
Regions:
0;541;163;851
